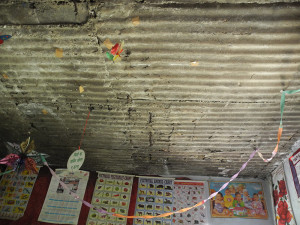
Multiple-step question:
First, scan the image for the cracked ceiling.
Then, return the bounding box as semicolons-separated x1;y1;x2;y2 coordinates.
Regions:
0;0;300;179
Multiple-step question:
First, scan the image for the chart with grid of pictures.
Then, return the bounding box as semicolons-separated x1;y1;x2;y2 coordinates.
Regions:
173;181;208;225
86;172;134;225
38;169;90;224
134;177;174;225
0;168;39;220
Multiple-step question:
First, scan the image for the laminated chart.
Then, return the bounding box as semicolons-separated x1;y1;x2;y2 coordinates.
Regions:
0;168;39;220
86;172;134;225
173;181;208;225
38;169;89;224
134;177;174;225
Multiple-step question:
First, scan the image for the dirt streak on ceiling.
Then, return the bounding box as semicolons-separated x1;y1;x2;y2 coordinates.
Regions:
0;0;300;178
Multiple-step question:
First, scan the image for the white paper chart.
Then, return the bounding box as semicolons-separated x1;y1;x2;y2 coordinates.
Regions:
173;181;208;225
0;168;39;220
134;177;174;225
38;169;89;224
86;172;134;225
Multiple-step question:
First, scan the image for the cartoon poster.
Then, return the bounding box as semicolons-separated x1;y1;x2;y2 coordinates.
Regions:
173;181;208;225
38;169;89;224
272;163;296;225
289;147;300;198
209;181;268;219
134;176;174;225
86;172;134;225
0;167;39;220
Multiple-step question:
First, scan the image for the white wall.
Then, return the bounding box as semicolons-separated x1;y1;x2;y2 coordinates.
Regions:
163;175;276;225
283;158;300;224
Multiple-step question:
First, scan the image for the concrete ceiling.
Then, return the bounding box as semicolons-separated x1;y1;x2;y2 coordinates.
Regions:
0;0;300;178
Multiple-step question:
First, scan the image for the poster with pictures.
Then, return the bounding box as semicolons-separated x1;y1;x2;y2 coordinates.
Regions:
209;181;268;219
0;167;39;220
86;172;134;225
173;181;208;225
289;147;300;198
134;176;174;225
272;163;296;225
38;169;89;224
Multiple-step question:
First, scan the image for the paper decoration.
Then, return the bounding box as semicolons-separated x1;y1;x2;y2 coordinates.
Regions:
2;74;8;79
86;172;134;225
103;39;114;49
0;167;39;220
190;62;199;66
289;148;300;197
134;177;174;225
42;109;48;115
67;149;85;172
0;35;12;45
38;169;89;224
105;41;124;62
55;48;63;58
173;181;208;225
272;163;296;225
1;138;40;174
209;181;268;219
79;86;84;93
132;16;140;26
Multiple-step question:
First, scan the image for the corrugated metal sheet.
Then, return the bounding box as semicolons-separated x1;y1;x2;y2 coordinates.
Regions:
0;0;300;178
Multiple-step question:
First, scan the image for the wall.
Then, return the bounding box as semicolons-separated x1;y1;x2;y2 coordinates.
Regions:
165;175;276;225
283;154;300;224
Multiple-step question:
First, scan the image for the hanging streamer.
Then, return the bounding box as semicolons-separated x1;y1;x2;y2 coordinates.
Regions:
40;89;300;219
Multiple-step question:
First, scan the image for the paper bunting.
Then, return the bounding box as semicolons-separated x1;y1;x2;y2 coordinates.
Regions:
0;35;12;45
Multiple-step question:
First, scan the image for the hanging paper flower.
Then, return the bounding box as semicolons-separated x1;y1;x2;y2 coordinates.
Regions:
277;200;293;225
273;189;279;206
106;41;124;63
0;137;49;174
278;180;287;198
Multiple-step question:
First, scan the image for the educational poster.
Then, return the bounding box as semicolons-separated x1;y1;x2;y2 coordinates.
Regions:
289;148;300;198
209;181;268;219
86;172;134;225
173;181;208;225
0;168;39;220
272;164;296;225
38;169;89;224
134;176;174;225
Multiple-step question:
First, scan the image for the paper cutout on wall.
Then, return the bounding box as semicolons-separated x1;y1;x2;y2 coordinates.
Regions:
0;35;12;45
67;149;85;172
132;16;140;26
86;172;134;225
105;41;124;62
272;163;296;225
134;177;174;225
55;48;63;58
38;169;89;224
0;167;39;220
289;147;300;197
173;181;208;225
79;85;84;93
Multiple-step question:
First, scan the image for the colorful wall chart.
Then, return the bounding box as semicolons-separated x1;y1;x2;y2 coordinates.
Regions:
173;181;208;225
289;147;300;198
86;172;134;225
134;176;174;225
38;169;89;224
0;167;39;220
209;181;268;219
272;163;296;225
